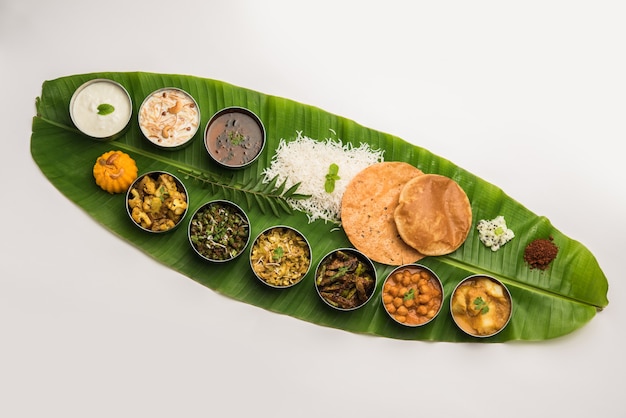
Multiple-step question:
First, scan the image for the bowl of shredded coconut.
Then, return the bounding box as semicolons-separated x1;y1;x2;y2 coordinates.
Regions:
261;131;384;224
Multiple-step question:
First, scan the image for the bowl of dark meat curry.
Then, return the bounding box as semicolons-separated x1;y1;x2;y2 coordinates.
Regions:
314;248;377;311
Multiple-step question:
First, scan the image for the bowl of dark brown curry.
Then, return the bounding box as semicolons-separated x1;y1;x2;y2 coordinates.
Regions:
314;248;377;311
204;106;265;169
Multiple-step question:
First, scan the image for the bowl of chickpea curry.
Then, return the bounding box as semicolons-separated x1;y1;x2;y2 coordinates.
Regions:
381;264;444;327
126;171;189;233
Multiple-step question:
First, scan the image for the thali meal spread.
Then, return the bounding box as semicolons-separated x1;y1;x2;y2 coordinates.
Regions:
341;162;425;265
138;88;200;148
64;74;603;342
70;79;132;139
394;174;472;256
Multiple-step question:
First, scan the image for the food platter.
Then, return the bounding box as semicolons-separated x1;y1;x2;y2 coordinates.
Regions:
30;71;609;342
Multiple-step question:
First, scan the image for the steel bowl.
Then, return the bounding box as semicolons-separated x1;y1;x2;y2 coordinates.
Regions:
314;248;377;311
381;263;444;327
204;106;266;169
126;171;189;233
249;225;312;288
188;200;251;263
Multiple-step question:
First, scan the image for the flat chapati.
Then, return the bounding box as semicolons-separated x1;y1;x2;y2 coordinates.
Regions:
394;174;472;256
341;162;425;265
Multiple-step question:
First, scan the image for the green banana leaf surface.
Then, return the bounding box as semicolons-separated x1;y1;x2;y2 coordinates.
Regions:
30;72;609;342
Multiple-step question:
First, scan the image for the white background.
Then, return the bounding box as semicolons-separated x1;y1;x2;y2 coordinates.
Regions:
2;1;624;417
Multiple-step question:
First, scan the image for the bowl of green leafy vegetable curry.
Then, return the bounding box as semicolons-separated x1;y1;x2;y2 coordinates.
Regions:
188;200;251;263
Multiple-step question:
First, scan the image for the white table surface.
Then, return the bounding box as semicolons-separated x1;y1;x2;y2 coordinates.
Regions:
2;1;624;417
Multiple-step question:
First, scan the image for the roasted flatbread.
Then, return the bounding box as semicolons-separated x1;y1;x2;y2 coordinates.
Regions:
341;162;425;265
394;174;472;256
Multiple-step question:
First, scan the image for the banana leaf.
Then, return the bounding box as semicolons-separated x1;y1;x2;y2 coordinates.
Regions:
30;71;609;342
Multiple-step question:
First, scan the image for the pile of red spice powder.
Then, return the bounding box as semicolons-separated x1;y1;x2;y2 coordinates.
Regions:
524;236;559;270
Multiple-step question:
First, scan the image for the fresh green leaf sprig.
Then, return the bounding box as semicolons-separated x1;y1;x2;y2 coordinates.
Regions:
403;288;416;301
228;130;246;145
180;168;310;217
97;103;115;115
324;163;340;193
272;246;284;262
473;297;490;315
157;185;170;202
